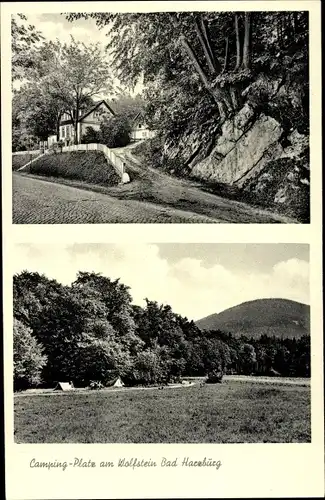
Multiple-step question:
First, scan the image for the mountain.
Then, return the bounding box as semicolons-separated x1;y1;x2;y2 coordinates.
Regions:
196;298;310;339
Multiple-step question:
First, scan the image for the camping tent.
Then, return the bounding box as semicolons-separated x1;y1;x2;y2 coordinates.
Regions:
54;382;74;391
113;377;124;388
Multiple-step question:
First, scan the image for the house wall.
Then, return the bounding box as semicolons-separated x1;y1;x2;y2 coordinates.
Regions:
131;127;156;141
58;103;114;144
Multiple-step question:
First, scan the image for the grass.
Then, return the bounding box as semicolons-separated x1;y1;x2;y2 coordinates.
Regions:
14;381;310;443
12;152;41;171
28;151;120;186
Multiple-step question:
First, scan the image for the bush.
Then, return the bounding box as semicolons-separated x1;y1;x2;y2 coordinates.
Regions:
29;151;120;186
100;116;131;148
81;126;101;144
89;380;104;390
206;369;223;384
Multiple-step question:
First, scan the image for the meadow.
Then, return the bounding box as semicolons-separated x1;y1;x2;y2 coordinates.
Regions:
14;381;311;443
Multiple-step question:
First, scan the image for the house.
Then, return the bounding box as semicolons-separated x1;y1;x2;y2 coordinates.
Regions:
130;111;156;142
58;100;115;145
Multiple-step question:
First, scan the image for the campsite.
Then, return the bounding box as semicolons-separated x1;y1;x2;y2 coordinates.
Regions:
12;244;311;443
14;379;310;443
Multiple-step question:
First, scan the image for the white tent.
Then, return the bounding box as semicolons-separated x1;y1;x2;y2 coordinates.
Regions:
113;377;124;388
54;382;73;391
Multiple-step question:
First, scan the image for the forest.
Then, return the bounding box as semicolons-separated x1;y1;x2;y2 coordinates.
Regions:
13;271;310;390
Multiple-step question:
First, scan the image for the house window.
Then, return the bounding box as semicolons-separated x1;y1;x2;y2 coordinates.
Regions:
61;127;65;139
66;126;70;138
138;123;142;129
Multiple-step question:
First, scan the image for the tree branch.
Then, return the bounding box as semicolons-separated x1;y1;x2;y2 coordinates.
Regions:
180;35;212;91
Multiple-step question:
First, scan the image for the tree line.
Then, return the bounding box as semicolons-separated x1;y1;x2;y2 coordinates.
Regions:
13;271;310;390
66;11;308;139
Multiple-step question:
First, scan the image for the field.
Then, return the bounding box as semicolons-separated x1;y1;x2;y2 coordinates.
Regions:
27;151;120;186
14;381;310;443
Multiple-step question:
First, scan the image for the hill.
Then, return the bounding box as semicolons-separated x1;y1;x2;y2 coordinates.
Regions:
196;299;310;339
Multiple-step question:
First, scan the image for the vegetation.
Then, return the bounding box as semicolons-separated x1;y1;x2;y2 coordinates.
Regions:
67;11;308;139
81;116;131;148
196;298;310;339
13;271;310;391
13;319;47;390
14;382;311;443
27;151;120;186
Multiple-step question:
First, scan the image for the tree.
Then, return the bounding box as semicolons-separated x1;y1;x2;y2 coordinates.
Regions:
36;38;115;143
67;11;308;129
11;14;44;82
13;319;47;390
239;343;257;375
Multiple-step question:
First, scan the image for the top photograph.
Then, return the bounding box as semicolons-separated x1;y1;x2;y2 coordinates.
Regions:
12;10;310;224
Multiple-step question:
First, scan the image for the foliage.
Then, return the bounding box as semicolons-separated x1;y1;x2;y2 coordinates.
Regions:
11;14;44;82
13;318;47;390
13;270;310;390
100;116;131;148
81;126;101;144
206;368;223;383
66;11;308;136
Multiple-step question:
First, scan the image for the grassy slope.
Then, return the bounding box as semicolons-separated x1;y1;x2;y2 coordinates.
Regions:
14;382;310;443
196;298;310;339
12;152;41;171
27;151;120;186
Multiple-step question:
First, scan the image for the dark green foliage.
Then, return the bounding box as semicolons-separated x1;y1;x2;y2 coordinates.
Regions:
28;151;120;186
100;116;131;148
80;126;101;144
13;318;47;390
13;271;310;390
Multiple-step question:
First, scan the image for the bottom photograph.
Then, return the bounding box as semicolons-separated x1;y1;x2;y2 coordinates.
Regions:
12;243;310;444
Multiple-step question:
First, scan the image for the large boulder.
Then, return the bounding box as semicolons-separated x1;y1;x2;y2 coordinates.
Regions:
191;112;283;184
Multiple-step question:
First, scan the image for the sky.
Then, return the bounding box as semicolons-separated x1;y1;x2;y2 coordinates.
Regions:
12;243;310;320
13;12;143;96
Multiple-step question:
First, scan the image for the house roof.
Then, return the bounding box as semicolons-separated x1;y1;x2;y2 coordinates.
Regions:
79;100;116;121
59;100;116;126
132;110;145;125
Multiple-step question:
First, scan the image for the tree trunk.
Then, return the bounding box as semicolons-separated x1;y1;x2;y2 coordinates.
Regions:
74;101;79;144
222;37;229;73
234;14;241;71
194;17;217;74
242;12;252;70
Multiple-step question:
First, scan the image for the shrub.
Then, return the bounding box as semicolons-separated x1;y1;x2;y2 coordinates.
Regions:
206;369;223;384
81;126;101;144
89;380;104;390
100;116;131;148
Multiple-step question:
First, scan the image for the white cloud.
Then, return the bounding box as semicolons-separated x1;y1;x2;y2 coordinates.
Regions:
12;245;310;320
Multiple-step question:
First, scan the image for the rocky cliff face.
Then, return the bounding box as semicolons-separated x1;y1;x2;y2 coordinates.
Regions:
161;90;309;221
